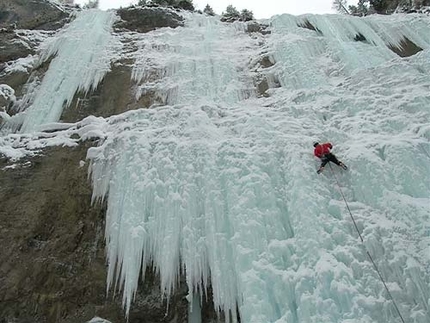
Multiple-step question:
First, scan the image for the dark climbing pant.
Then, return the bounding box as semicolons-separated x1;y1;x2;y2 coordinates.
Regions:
320;153;342;168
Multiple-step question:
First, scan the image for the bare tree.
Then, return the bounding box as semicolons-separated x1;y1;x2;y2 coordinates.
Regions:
349;0;369;15
332;0;350;14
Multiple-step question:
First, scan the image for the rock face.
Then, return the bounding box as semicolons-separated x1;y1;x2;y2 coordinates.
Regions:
115;6;184;33
246;22;271;35
0;0;70;30
388;37;423;57
0;32;34;64
0;145;189;323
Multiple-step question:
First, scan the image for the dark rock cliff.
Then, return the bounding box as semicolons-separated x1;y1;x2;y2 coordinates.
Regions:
115;6;184;33
0;0;70;30
0;144;189;323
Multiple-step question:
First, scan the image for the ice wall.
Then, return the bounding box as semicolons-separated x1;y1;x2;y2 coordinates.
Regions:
85;12;430;323
131;13;256;106
18;9;118;133
269;13;430;89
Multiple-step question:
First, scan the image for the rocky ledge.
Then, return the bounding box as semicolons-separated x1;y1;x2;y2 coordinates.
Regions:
0;0;72;30
115;6;184;33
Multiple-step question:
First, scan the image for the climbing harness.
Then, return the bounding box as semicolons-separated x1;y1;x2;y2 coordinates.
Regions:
328;163;406;323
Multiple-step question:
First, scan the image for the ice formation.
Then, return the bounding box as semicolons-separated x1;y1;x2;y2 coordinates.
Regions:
16;9;118;133
86;317;112;323
87;12;430;323
1;8;429;323
131;13;256;105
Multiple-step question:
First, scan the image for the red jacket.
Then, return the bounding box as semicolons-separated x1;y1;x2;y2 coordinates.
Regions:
314;143;332;158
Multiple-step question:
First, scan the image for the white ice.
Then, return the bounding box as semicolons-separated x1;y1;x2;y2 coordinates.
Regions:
131;13;256;106
86;12;430;323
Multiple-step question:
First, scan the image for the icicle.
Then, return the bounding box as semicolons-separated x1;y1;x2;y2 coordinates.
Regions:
18;9;119;133
84;11;430;323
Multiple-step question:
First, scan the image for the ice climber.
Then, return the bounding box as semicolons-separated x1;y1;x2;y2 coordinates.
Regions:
313;142;348;174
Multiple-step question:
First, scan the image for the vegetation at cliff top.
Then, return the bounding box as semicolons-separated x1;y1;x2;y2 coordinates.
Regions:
333;0;430;16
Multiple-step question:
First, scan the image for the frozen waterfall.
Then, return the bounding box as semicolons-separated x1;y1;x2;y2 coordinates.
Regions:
87;12;430;323
1;8;429;323
18;9;118;133
130;14;256;106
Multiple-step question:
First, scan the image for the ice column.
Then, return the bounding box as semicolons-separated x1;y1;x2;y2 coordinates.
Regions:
19;9;118;133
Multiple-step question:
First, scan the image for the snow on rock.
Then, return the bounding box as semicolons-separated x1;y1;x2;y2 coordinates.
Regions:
0;84;16;121
2;55;37;74
0;115;107;160
0;84;16;105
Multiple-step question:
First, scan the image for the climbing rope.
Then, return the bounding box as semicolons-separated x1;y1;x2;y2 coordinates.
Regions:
328;163;406;323
418;144;430;159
